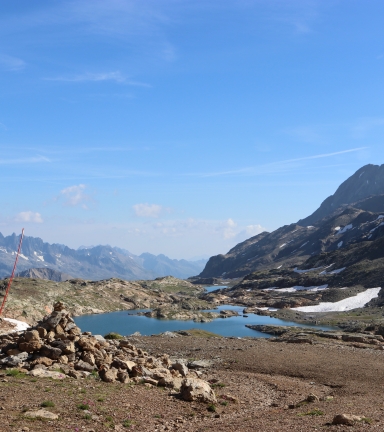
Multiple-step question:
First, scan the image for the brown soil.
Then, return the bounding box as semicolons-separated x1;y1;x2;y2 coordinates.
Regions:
1;335;384;431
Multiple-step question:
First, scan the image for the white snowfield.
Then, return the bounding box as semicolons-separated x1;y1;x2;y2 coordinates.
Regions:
3;318;30;332
263;285;328;293
292;287;381;313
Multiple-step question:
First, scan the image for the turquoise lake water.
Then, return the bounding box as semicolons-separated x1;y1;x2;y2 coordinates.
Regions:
74;286;333;338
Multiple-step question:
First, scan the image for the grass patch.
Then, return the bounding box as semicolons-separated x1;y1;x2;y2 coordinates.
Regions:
97;396;105;402
40;401;55;408
207;404;216;412
84;414;92;420
77;403;90;410
122;419;133;428
104;332;123;340
361;417;373;425
298;409;324;417
6;369;25;377
211;382;226;388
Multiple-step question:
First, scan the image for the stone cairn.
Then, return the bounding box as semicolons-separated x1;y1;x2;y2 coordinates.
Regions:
0;302;216;404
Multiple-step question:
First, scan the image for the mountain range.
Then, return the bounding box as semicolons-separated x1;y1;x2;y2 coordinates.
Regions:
197;164;384;281
0;235;206;281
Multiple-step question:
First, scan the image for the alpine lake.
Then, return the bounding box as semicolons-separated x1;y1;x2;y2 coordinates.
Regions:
74;286;334;338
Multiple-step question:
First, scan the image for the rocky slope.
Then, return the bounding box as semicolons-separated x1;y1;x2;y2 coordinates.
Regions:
299;163;384;226
16;267;72;282
198;201;384;279
0;276;206;325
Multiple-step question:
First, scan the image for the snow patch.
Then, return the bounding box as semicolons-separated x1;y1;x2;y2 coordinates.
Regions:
279;243;287;248
370;222;384;233
338;224;352;235
33;251;44;261
319;267;346;275
300;241;309;248
307;226;314;229
294;266;322;274
359;171;364;178
3;318;30;332
338;241;343;248
264;285;328;293
18;254;29;260
293;287;381;312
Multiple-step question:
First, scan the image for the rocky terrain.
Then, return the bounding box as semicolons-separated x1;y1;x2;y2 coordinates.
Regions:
0;235;206;281
1;313;384;430
199;164;384;279
0;276;207;325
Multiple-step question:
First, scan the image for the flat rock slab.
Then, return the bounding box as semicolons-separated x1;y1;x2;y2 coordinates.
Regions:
29;369;66;380
24;409;59;420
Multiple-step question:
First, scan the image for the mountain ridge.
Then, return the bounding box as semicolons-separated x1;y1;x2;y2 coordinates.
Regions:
198;164;384;279
0;234;206;281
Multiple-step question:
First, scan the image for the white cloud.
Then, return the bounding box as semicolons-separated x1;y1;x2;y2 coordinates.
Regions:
223;218;237;239
45;71;150;87
133;203;163;218
0;54;26;71
0;156;50;165
235;224;265;242
15;211;43;223
60;184;91;209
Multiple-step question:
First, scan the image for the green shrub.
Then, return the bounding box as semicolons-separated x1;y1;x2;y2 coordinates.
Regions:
41;401;55;408
207;404;216;412
77;403;90;410
104;332;123;340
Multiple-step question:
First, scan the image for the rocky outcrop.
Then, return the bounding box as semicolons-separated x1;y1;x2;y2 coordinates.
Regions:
0;302;216;404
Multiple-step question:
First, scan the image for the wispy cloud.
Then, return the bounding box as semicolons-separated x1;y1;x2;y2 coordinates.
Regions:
351;117;384;139
0;156;50;165
45;71;150;87
194;147;367;178
0;54;26;71
58;184;92;209
133;203;168;218
15;211;43;223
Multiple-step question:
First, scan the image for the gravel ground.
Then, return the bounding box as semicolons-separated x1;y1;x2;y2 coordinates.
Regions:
1;335;384;431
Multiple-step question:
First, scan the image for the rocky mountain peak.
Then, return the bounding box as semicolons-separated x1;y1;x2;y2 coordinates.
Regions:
299;164;384;226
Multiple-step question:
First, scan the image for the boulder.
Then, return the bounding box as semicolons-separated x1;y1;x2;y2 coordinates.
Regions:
180;378;217;403
18;340;42;353
117;370;130;383
78;336;97;351
332;414;363;426
172;361;189;377
24;409;59;420
99;367;118;383
40;345;62;360
74;360;94;372
24;330;40;342
51;339;75;354
29;369;66;380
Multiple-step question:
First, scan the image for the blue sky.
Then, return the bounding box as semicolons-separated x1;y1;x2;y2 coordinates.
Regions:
0;0;383;259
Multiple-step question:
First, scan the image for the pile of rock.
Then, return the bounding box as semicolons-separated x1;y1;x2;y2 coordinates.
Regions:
0;302;216;404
